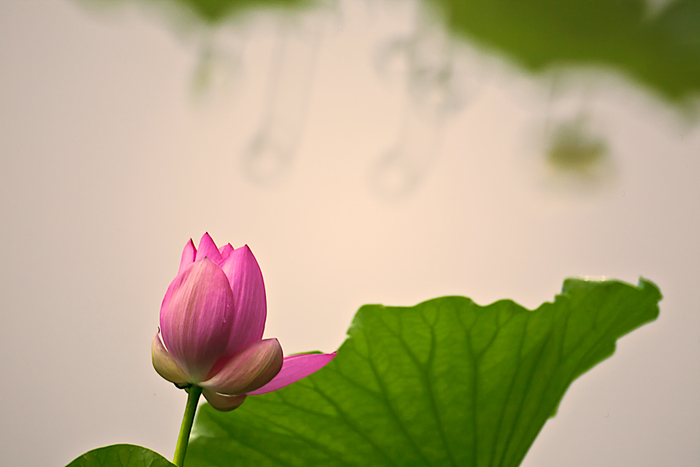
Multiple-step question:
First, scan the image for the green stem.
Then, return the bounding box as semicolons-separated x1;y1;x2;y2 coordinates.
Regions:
173;385;203;467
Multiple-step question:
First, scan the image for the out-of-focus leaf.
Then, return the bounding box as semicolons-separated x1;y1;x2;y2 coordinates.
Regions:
79;0;700;101
188;278;661;466
438;0;700;101
175;0;310;23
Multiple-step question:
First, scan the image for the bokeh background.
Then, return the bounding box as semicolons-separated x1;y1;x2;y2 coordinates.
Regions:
1;0;700;465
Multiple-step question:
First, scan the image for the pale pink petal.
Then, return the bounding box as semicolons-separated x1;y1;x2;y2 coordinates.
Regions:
219;245;267;356
200;338;283;395
218;243;234;261
195;232;222;264
247;352;336;395
151;332;188;385
202;389;247;412
178;239;196;275
160;258;235;382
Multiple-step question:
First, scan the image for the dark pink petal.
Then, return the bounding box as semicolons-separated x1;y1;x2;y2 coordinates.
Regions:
219;245;267;356
195;232;222;264
178;239;196;275
151;332;189;385
219;243;234;261
160;258;235;382
247;352;336;395
202;389;247;412
200;338;283;395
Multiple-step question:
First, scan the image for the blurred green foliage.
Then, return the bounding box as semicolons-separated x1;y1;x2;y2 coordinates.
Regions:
436;0;700;101
172;0;310;23
546;117;608;173
84;0;700;102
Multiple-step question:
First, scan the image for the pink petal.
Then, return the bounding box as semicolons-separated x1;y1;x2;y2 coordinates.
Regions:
202;389;247;412
151;332;188;385
219;245;267;356
178;239;196;275
195;232;222;264
200;338;283;395
219;243;234;260
247;352;336;395
160;258;235;382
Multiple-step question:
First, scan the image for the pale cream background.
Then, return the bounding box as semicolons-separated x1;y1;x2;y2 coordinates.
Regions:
1;0;699;466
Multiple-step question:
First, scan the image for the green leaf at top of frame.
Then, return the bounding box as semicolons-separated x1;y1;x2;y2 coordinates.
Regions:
188;278;661;467
66;444;175;467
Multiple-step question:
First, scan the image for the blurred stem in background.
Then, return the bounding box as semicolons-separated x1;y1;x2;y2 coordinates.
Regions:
240;11;324;184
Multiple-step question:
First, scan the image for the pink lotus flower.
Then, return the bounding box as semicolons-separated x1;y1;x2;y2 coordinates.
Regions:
152;233;335;411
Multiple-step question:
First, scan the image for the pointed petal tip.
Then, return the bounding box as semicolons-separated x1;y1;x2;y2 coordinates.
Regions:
196;232;222;263
219;243;234;260
178;239;197;274
246;351;336;396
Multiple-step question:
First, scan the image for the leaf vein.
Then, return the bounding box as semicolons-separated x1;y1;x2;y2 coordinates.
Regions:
365;312;433;465
497;326;556;467
419;306;458;467
307;377;401;467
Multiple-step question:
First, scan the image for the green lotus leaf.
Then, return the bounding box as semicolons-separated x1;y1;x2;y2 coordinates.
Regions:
188;278;661;466
66;444;176;467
